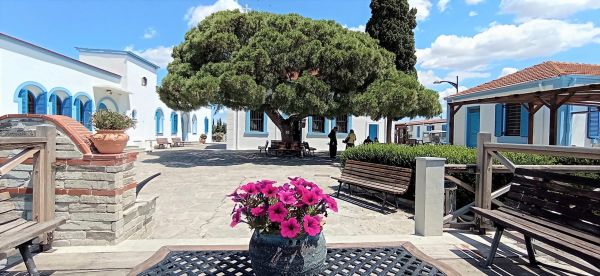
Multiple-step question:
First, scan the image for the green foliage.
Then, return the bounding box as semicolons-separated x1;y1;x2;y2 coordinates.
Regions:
213;118;227;134
353;70;418;121
213;132;225;142
159;10;395;122
366;0;417;75
92;110;135;130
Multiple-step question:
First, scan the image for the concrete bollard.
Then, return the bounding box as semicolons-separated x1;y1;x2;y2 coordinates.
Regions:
415;157;446;236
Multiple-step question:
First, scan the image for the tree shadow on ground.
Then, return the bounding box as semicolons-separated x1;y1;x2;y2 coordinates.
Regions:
141;148;343;168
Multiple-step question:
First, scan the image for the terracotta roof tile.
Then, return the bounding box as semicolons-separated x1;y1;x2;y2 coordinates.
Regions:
447;61;600;99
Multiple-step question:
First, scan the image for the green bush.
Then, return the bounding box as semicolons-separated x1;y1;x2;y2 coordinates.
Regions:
92;110;135;130
213;132;225;142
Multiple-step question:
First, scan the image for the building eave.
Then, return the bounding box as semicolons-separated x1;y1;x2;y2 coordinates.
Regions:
75;47;160;70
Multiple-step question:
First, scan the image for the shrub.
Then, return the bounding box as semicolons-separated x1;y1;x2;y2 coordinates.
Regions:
213;132;225;142
92;110;135;130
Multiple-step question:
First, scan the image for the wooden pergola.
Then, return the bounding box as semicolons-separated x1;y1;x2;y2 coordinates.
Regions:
447;83;600;145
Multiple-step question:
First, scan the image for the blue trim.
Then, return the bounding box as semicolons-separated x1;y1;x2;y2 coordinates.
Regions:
244;111;268;135
368;124;379;140
0;34;122;79
307;116;329;137
98;103;108;110
587;106;600;139
465;107;480;148
76;47;160;70
497;136;527;144
416;126;421;138
97;96;119;112
332;115;352;135
49;87;72;99
155;108;164;135
73;92;94;121
13;81;47;114
170;112;178;135
204;117;209;134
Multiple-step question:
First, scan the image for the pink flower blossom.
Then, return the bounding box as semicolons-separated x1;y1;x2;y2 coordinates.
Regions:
251;205;267;216
312;187;324;199
241;183;260;194
278;190;296;205
303;215;321;236
230;208;243;227
280;218;300;238
301;190;319;206
324;195;338;212
262;184;278;198
268;202;288;222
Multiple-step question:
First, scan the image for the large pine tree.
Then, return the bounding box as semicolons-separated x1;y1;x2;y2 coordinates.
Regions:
366;0;417;75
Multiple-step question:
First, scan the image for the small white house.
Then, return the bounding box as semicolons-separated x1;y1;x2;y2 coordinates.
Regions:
0;33;213;149
395;118;447;144
226;110;387;150
446;61;600;148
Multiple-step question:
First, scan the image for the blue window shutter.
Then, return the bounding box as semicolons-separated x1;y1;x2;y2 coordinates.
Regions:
442;124;447;131
83;101;93;130
587;107;600;139
19;90;28;113
204;117;209;133
520;105;529;137
494;104;504;137
62;97;72;117
416;126;420;138
74;98;81;121
35;92;47;114
49;94;57;114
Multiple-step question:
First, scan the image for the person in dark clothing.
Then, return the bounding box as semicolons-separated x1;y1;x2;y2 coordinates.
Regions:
363;136;373;144
328;127;338;158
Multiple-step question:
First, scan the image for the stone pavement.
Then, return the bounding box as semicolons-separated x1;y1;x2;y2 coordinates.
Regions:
135;143;415;240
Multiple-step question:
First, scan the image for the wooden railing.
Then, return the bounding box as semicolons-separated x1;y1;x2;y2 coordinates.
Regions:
443;132;600;230
0;125;56;244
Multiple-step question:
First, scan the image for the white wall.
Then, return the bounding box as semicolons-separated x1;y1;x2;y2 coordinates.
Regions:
226;111;386;150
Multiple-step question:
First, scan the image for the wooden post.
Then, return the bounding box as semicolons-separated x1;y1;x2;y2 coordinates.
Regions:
549;95;558;145
528;103;535;144
475;132;493;232
448;104;461;145
32;125;56;246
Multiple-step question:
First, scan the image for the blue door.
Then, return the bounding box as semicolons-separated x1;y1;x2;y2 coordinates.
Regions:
368;124;378;140
466;107;480;148
181;115;188;141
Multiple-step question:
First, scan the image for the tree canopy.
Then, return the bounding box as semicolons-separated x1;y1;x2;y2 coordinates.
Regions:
366;0;417;75
159;10;395;123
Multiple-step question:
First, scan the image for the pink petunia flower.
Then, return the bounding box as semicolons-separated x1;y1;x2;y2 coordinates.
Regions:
251;205;267;216
323;195;338;212
268;202;289;222
230;208;243;227
280;218;301;238
312;187;324;199
278;190;296;205
303;215;321;236
241;183;260;194
301;190;319;206
262;184;279;198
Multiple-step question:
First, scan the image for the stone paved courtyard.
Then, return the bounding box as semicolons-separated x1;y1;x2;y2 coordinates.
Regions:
135;143;415;240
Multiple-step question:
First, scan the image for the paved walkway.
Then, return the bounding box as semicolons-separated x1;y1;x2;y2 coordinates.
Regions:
135;144;415;240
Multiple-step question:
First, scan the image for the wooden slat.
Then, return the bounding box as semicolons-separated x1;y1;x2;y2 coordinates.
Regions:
484;142;600;160
515;168;600;189
1;221;36;236
0;217;65;251
0;192;10;201
444;175;474;193
510;185;598;210
0;218;28;234
0;137;47;145
0;212;21;225
344;165;412;180
337;175;409;190
0;201;15;214
511;175;598;200
490;150;516;172
346;160;412;173
505;191;600;225
0;147;39;175
342;169;411;185
336;177;407;194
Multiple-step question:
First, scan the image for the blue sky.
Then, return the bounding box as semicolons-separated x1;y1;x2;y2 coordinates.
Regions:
2;0;600;117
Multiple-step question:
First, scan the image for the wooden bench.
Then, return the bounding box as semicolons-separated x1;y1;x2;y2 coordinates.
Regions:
471;168;600;268
332;160;412;208
258;140;269;156
156;138;171;149
0;192;66;275
171;137;184;147
302;142;316;157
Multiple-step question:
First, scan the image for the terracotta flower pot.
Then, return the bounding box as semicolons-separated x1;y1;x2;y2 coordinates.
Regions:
91;130;129;154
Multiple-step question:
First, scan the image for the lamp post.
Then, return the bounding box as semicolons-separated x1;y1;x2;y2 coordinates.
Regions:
433;76;459;94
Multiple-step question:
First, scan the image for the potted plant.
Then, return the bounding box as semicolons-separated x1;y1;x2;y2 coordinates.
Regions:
229;177;338;276
90;110;135;154
199;133;207;144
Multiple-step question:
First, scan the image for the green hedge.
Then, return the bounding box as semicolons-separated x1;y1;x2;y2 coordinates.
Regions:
339;144;599;205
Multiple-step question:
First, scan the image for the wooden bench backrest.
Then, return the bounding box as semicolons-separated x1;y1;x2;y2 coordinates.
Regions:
506;168;600;236
0;192;29;236
156;138;169;144
172;137;182;143
342;160;412;189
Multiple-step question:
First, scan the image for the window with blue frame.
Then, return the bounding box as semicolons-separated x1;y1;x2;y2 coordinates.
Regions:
426;125;434;131
155;109;164;135
170;112;178;135
441;124;447;131
588;106;600;139
249;110;265;132
334;116;349;133
494;103;529;137
26;92;35;114
204;117;209;134
192;115;198;134
311;116;325;133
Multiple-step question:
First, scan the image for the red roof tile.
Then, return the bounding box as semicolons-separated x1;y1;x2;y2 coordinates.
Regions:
447;61;600;99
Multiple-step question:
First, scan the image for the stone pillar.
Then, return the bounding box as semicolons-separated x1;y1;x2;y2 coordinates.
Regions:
414;157;446;236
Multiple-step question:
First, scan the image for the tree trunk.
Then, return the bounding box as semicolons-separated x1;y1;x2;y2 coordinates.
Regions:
386;117;393;144
264;109;302;144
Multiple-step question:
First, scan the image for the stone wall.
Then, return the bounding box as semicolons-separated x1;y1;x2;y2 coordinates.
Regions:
0;114;157;246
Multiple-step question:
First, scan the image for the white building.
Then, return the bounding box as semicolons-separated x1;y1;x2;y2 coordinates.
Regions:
395;118;447;144
446;62;600;148
226;110;388;150
0;33;212;148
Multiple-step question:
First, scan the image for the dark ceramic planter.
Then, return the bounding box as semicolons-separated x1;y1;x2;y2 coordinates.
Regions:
249;231;326;276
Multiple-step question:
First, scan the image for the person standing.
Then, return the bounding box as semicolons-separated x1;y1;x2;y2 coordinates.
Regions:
328;127;338;158
344;129;357;149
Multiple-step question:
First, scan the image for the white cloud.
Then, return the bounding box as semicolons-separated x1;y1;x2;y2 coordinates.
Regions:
437;0;450;12
417;19;600;71
124;45;174;68
142;27;157;39
438;86;468;116
499;67;519;77
409;0;433;21
466;0;484;4
185;0;245;27
345;24;366;32
500;0;600;21
469;11;478;17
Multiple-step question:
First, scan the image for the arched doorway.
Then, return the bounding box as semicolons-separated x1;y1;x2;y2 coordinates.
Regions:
49;88;72;116
74;93;93;130
15;82;47;114
155;108;164;135
181;113;190;141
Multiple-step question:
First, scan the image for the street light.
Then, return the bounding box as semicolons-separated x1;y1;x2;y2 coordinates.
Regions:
433;76;459;93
